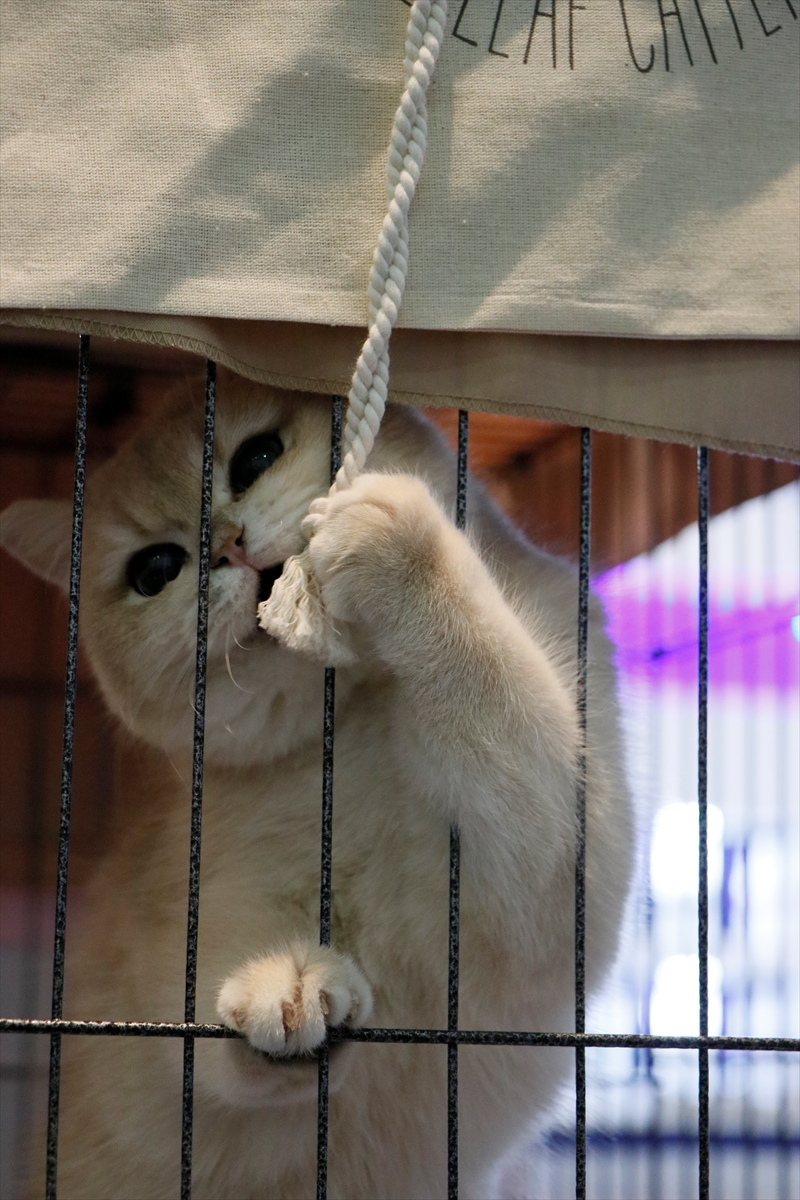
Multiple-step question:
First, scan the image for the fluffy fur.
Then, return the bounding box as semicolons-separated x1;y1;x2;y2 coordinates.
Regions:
1;369;632;1199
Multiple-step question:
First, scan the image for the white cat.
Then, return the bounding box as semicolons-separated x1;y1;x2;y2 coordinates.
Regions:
1;368;632;1200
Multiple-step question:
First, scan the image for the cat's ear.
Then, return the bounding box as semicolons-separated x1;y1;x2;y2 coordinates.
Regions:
0;500;75;593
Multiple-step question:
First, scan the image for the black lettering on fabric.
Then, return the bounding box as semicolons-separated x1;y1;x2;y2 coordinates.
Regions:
489;0;511;56
657;0;694;68
452;0;479;46
749;0;782;33
618;0;656;70
443;0;792;66
724;0;745;47
525;0;557;67
692;0;718;60
569;0;585;68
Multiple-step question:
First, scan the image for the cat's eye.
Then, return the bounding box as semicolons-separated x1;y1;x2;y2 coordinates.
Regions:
229;430;284;496
126;543;188;597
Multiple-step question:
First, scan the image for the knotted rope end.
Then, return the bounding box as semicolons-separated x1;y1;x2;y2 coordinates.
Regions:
257;552;356;666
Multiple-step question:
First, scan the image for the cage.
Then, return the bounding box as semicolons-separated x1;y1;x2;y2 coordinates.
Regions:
1;2;799;1197
1;331;797;1199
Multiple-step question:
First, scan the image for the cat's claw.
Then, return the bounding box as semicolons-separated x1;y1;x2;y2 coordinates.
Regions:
216;944;372;1058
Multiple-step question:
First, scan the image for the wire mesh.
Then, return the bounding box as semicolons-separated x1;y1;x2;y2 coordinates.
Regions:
0;341;797;1200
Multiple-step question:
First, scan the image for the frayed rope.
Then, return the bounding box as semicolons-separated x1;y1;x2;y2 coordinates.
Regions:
258;0;448;663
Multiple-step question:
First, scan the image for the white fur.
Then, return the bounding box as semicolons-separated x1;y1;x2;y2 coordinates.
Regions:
0;370;632;1200
217;945;372;1058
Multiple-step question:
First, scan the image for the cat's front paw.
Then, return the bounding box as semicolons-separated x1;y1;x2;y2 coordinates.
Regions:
216;943;372;1057
305;472;448;629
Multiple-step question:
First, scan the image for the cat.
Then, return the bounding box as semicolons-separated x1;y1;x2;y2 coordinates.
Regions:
1;367;633;1200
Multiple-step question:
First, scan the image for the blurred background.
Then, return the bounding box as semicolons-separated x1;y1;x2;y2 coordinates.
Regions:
1;331;798;1199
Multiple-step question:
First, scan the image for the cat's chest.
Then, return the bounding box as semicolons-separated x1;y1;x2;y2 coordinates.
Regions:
197;728;448;916
189;736;450;1001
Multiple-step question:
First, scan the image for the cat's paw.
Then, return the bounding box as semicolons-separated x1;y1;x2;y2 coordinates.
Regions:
304;472;448;628
216;944;372;1057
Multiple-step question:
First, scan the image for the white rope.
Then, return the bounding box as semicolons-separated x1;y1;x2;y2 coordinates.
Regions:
258;0;448;663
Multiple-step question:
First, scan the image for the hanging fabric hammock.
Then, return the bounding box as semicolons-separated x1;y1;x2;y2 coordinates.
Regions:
1;0;798;459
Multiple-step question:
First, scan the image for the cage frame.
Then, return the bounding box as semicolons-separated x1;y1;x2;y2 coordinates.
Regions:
0;334;798;1200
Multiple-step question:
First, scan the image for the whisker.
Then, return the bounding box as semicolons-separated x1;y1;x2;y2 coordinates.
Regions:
225;650;248;693
221;623;256;695
164;752;189;787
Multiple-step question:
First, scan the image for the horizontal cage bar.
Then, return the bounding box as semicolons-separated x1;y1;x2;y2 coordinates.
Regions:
2;1019;797;1053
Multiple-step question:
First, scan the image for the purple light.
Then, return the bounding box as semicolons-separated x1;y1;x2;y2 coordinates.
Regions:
596;574;799;691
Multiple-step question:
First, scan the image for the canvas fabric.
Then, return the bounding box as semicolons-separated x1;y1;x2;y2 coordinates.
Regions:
1;2;798;456
2;310;798;461
1;0;798;338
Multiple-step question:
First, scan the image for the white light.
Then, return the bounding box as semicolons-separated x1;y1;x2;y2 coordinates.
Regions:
650;954;724;1036
650;802;724;899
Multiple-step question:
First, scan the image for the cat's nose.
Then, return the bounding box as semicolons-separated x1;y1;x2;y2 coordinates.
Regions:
213;524;251;569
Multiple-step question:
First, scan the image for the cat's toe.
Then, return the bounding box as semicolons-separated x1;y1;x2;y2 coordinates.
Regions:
217;960;298;1055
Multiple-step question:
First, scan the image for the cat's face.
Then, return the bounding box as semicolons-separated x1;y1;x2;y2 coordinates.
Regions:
0;368;347;765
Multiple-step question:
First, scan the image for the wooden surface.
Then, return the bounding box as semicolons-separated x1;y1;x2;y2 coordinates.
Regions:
425;410;798;569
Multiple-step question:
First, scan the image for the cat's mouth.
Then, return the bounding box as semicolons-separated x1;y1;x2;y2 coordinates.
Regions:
257;563;285;604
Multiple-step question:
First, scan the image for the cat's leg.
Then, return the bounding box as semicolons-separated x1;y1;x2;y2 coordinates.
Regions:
216;941;372;1056
305;472;590;945
302;472;629;1193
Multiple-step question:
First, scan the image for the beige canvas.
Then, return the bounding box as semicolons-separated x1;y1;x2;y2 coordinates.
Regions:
2;310;797;461
1;0;798;338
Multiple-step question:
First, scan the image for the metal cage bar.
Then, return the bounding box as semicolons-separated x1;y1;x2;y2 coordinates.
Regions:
44;333;90;1200
4;1018;797;1051
316;395;345;1200
575;427;591;1200
179;360;217;1200
1;338;798;1200
697;446;710;1200
447;409;469;1200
